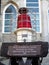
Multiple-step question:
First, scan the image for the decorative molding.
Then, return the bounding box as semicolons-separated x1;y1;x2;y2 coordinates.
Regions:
4;1;19;9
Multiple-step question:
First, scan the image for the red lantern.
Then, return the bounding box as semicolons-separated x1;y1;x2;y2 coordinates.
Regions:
17;7;32;28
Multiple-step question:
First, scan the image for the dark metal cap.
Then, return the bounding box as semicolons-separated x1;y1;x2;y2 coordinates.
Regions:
18;7;28;14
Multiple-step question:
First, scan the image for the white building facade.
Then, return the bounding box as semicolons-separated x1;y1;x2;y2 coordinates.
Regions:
0;0;49;65
0;0;49;42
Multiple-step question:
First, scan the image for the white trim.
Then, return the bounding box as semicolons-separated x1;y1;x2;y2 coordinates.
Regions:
31;19;40;20
48;9;49;33
2;3;17;33
26;2;38;3
48;7;49;33
39;0;42;33
27;7;39;8
28;12;39;14
24;0;26;7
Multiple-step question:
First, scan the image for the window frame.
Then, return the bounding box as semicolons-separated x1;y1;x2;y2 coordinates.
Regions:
2;3;17;33
26;0;41;33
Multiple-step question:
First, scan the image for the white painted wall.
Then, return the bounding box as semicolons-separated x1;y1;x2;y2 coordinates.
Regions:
41;0;49;41
17;0;26;8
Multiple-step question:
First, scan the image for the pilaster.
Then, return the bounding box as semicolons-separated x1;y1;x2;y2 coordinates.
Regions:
41;0;48;41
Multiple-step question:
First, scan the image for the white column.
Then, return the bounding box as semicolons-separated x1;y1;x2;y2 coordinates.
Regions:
41;0;48;41
48;1;49;42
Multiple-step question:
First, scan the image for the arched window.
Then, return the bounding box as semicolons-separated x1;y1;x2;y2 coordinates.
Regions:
26;0;41;33
3;4;17;33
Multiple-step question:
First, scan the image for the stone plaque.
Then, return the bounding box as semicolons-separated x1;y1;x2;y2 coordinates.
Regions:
7;45;41;56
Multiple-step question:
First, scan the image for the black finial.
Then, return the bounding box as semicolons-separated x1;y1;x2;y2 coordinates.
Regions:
18;7;28;14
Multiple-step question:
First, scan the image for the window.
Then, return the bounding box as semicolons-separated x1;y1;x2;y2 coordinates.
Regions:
3;5;17;33
27;0;38;2
26;3;39;7
22;34;28;37
26;0;41;32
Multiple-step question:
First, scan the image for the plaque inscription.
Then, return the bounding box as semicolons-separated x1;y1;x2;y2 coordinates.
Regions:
7;45;41;56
